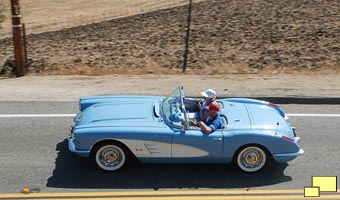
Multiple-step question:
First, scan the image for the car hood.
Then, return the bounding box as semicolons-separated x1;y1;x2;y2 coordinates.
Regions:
77;100;158;127
79;95;164;111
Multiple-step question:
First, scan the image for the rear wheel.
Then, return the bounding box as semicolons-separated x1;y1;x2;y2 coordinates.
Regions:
236;146;267;173
94;142;127;171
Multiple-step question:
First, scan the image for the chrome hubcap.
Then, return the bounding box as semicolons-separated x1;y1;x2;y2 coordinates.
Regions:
238;147;266;172
99;147;122;167
243;151;261;166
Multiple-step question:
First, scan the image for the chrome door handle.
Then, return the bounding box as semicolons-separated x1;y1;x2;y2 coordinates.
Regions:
212;138;223;144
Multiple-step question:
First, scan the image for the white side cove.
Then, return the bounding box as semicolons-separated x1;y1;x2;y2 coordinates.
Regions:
120;139;209;158
119;139;171;158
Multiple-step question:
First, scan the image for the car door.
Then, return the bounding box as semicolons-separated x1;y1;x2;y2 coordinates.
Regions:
171;128;224;163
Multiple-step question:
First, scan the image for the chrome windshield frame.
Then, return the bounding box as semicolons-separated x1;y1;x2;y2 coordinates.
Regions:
179;86;189;129
160;86;189;130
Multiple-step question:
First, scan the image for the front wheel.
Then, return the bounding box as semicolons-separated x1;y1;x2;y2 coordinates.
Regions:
94;142;127;171
236;146;267;173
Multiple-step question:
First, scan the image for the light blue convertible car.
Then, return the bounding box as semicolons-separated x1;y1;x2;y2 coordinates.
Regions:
68;86;303;173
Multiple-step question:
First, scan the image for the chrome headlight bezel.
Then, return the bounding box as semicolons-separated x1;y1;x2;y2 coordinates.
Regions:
77;115;84;122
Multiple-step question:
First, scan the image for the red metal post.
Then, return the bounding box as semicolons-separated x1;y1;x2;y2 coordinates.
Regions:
10;0;25;77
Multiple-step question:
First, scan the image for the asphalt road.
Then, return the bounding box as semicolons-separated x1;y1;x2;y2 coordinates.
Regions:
0;102;339;194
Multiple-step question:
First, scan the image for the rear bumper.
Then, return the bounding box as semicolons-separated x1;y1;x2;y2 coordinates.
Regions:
68;138;90;157
273;148;304;163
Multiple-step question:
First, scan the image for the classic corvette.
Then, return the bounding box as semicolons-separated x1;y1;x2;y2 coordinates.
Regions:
68;86;303;173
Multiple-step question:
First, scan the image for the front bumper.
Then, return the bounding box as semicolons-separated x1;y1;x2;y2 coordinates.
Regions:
273;148;304;163
68;138;90;157
68;127;90;157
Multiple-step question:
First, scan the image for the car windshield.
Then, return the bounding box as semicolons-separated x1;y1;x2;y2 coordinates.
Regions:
161;86;188;128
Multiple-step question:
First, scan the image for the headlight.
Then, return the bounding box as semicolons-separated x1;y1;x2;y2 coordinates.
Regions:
77;116;84;122
74;112;84;123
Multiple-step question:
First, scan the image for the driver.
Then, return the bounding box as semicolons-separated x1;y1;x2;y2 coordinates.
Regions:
192;102;224;134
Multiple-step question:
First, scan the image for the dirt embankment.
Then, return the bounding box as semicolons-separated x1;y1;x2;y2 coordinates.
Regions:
1;0;340;76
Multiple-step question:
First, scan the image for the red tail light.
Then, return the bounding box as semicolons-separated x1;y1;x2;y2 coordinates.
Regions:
281;135;294;142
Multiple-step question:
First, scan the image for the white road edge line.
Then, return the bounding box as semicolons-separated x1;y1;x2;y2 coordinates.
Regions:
0;114;75;118
287;113;340;117
1;113;340;118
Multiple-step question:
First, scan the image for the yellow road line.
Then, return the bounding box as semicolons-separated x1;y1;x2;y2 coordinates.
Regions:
0;189;339;200
3;196;340;200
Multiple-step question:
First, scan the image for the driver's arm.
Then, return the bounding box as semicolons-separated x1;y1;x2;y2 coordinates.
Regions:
198;121;212;134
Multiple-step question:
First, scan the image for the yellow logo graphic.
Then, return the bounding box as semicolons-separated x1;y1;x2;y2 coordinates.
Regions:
304;176;337;197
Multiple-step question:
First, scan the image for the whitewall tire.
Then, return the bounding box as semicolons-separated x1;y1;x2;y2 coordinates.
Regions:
94;143;127;171
236;146;267;173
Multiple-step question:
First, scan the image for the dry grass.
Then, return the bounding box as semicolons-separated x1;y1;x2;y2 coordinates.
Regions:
1;0;340;76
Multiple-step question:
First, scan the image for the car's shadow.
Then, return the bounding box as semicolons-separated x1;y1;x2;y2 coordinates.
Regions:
47;139;292;189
